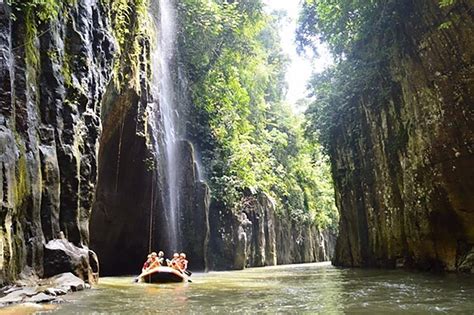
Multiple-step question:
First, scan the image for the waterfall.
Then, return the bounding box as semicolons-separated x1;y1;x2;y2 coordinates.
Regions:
150;0;180;251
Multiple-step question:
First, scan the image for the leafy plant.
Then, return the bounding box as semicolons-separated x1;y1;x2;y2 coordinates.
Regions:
8;0;64;22
439;0;456;8
102;0;149;89
177;1;338;228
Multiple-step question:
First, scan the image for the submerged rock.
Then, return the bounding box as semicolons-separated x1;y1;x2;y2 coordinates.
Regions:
43;287;67;296
458;250;474;273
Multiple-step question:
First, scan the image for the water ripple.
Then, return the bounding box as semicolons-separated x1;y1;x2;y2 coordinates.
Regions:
25;263;474;314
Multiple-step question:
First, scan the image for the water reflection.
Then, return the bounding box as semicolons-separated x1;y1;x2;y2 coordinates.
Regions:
26;262;474;314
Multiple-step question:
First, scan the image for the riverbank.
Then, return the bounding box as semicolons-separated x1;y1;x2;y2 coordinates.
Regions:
0;272;89;309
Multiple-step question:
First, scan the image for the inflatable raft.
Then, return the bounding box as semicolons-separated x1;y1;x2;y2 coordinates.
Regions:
139;266;187;283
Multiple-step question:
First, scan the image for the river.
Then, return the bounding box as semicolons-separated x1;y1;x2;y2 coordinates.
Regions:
2;262;474;314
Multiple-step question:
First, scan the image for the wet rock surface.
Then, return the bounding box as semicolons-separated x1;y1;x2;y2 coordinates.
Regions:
43;238;99;283
0;0;113;284
2;0;334;285
330;1;474;272
178;140;211;271
0;272;87;307
89;86;154;276
209;192;335;270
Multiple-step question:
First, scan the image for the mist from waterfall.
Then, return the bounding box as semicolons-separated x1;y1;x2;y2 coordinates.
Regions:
150;0;180;251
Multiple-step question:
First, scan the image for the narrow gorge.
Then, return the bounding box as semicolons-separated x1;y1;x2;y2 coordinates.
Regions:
1;0;473;305
0;0;335;286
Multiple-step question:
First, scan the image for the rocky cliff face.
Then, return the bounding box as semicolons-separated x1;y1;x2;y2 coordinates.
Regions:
0;0;114;284
209;192;335;270
331;0;474;272
1;0;333;284
89;83;154;276
89;3;211;275
177;140;210;271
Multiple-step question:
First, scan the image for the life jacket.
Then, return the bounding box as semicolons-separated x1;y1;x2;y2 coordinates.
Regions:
170;258;180;270
142;258;153;272
148;257;161;269
178;258;188;271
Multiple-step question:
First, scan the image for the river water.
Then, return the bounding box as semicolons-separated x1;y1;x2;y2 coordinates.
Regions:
4;262;474;314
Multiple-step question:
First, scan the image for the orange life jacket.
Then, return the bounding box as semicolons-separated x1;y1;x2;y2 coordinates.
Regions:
178;258;188;271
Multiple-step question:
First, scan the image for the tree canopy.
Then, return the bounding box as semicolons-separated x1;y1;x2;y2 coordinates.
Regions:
177;0;338;228
297;0;461;153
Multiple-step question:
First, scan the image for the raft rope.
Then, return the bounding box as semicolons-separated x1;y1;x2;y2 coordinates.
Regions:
115;118;125;193
148;173;154;253
11;25;53;52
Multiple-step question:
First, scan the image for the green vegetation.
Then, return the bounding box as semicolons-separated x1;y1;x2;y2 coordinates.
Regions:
296;0;399;148
104;0;149;89
439;0;456;7
8;0;338;229
8;0;66;70
8;0;65;22
24;6;39;70
297;0;462;153
177;0;337;228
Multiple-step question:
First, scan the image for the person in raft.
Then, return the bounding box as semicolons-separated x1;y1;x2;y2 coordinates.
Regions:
142;251;162;273
135;252;160;282
141;254;153;273
178;253;188;272
167;252;189;274
148;252;161;269
168;253;180;270
157;251;165;266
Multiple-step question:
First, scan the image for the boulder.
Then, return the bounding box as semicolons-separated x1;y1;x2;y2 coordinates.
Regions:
0;272;89;307
24;293;56;303
458;249;474;273
43;238;99;284
43;287;67;296
49;272;86;292
0;287;37;304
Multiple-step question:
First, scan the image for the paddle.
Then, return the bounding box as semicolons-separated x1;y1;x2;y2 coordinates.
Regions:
133;266;158;283
133;273;146;283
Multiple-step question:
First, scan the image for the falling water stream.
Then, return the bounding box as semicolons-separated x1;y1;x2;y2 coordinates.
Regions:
150;0;180;250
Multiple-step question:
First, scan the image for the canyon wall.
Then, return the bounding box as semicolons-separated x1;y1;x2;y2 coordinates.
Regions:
331;0;474;272
209;192;335;270
0;0;114;284
0;0;211;279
